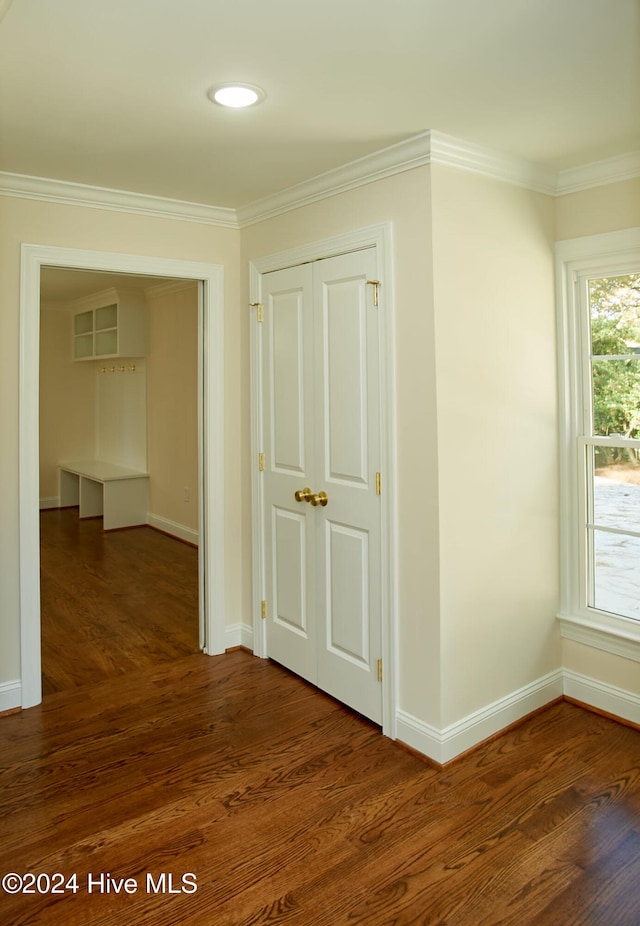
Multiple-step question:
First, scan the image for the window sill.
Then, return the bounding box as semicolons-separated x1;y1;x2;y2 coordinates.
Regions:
558;611;640;663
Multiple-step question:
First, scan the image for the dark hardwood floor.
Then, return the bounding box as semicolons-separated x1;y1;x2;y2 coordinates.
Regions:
39;508;199;695
0;510;639;924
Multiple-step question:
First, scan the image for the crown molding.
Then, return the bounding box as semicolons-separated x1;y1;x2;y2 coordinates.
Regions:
236;130;560;226
428;131;558;195
144;278;198;298
0;171;238;228
236;132;433;227
429;135;640;197
3;133;640;231
556;151;640;195
241;131;632;226
69;286;119;311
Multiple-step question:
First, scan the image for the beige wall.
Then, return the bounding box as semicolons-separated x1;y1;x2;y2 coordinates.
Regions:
39;306;96;499
3;163;638;739
0;195;241;685
147;283;199;532
431;166;560;724
241;167;444;726
242;165;563;732
555;177;640;241
563;640;639;694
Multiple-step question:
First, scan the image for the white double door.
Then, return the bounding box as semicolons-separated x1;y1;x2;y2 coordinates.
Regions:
261;248;383;724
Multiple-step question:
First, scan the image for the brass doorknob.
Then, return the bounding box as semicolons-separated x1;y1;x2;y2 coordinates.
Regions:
309;491;328;507
294;487;313;502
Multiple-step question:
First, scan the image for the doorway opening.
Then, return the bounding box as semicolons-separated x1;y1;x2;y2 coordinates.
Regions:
39;267;201;695
19;245;226;709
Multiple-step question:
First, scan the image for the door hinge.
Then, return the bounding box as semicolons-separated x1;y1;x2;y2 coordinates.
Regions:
366;279;380;307
377;658;383;682
261;600;267;620
258;452;265;471
250;301;263;322
376;472;381;496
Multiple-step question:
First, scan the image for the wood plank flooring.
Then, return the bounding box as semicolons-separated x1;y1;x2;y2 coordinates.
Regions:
39;508;199;695
0;511;638;924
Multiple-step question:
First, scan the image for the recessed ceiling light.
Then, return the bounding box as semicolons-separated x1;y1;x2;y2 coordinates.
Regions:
207;83;265;108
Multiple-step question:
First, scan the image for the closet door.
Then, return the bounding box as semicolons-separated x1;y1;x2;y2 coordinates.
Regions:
262;264;317;682
262;249;383;724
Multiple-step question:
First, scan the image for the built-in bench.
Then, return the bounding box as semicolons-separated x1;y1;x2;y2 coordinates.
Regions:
58;460;149;531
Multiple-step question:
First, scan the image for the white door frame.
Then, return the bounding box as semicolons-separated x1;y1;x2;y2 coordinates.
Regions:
249;224;398;738
19;244;226;708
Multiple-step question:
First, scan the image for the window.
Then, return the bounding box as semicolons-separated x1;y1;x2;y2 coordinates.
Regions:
581;273;640;620
557;229;640;656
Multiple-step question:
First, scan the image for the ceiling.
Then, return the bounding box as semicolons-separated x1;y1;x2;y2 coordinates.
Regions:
1;0;639;210
39;267;185;304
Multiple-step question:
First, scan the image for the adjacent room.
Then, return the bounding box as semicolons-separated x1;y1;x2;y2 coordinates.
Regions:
38;268;201;694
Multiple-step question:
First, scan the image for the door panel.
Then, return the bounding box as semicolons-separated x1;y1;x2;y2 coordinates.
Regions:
270;288;307;473
262;266;316;681
272;507;308;636
325;521;369;663
262;249;382;724
323;275;368;483
314;250;382;722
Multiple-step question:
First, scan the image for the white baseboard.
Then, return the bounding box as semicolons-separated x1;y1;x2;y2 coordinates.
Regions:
224;622;254;652
39;497;59;510
564;669;640;726
0;680;22;713
147;513;199;546
38;506;200;545
395;711;444;763
396;669;565;765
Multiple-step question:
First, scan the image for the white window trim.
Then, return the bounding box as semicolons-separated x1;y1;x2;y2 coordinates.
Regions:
556;227;640;663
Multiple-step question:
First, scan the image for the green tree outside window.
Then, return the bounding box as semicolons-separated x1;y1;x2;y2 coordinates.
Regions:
590;274;640;441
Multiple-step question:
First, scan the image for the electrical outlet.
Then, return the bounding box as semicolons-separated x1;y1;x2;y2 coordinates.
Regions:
183;486;190;503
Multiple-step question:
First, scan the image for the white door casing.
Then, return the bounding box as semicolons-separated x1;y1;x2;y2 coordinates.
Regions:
19;245;226;709
249;225;397;735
